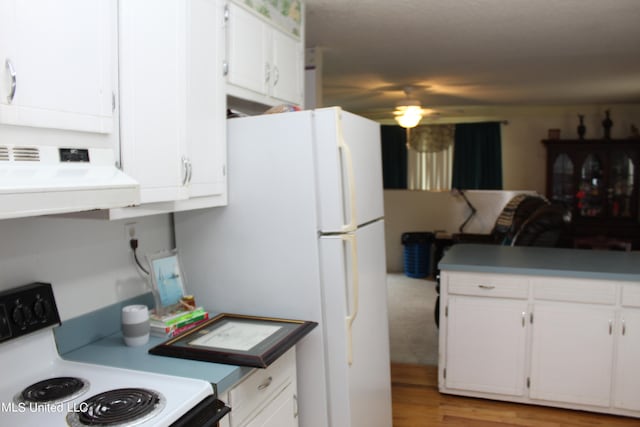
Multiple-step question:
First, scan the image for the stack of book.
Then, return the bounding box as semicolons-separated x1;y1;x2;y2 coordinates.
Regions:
149;306;209;338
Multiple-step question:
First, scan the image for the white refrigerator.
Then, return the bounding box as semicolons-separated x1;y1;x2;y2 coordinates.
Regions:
174;107;393;427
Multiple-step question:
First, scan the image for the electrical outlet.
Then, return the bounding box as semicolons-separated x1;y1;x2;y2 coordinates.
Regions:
124;222;137;243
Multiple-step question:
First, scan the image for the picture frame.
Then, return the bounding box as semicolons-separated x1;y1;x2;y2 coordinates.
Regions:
147;249;187;313
148;313;318;368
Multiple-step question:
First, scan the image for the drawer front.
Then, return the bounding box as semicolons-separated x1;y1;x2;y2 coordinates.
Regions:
446;272;529;299
229;348;295;426
621;283;640;307
531;277;617;305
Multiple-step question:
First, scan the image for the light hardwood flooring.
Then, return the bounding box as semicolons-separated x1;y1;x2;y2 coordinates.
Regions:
391;364;640;426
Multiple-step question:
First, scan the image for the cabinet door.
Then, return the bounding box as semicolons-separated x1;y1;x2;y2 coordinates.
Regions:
226;3;269;96
530;302;615;407
244;385;297;427
445;295;528;396
577;153;606;218
550;152;575;206
0;0;114;133
608;150;636;219
613;309;640;411
270;28;302;105
119;0;189;204
184;0;226;200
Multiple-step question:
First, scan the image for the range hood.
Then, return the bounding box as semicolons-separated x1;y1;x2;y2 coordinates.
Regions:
0;144;140;220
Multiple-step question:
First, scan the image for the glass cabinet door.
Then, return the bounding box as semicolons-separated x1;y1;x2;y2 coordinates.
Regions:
551;153;574;206
609;151;635;218
578;154;605;217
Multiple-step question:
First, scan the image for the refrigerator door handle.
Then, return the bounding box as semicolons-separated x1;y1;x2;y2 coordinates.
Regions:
343;232;359;365
338;125;357;233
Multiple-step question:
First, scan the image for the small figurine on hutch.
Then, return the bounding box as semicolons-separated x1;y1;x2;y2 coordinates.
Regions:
577;114;586;139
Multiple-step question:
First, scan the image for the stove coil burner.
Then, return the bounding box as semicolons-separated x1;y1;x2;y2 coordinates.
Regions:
67;388;166;427
15;377;89;405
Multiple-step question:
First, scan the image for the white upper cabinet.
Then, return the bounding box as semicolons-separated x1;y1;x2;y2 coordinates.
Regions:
0;0;115;133
226;4;270;97
117;0;227;210
225;1;304;107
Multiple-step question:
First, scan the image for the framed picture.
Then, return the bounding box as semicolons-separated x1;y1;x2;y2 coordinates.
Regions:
148;313;318;368
147;249;187;312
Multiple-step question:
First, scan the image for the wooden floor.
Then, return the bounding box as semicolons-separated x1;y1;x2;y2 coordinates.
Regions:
391;364;640;426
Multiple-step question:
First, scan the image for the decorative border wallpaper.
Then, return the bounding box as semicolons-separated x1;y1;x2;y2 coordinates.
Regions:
241;0;302;37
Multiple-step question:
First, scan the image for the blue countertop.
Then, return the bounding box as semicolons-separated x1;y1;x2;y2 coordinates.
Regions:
55;293;253;394
439;244;640;281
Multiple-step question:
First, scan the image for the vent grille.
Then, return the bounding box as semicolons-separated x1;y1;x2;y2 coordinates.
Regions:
0;146;8;161
13;147;40;162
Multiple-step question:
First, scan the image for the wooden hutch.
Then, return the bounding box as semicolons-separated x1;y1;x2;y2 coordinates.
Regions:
543;138;640;249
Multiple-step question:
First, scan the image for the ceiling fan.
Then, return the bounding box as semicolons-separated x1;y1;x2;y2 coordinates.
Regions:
393;86;425;128
390;86;454;153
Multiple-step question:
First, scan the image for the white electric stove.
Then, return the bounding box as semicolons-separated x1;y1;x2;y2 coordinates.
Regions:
0;282;229;426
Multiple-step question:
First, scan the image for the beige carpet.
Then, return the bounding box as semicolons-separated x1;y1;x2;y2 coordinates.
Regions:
386;273;439;366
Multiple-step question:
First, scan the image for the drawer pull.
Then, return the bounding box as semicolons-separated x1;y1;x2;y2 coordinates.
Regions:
478;284;495;290
257;376;273;391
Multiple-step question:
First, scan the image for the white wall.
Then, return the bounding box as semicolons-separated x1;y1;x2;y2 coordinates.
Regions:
384;190;535;272
0;214;173;320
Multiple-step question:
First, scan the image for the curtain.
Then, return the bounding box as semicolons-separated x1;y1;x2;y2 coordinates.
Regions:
452;122;503;190
380;125;407;189
407;145;453;191
407;124;454;191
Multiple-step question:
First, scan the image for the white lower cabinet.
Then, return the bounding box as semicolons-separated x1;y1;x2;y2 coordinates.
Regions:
440;271;640;418
529;302;615;407
245;384;297;427
613;287;640;411
445;295;527;396
220;348;298;427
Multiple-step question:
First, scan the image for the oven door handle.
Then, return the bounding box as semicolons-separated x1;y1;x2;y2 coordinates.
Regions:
169;396;231;427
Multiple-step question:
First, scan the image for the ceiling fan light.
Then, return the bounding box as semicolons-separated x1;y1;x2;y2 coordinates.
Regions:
395;106;423;128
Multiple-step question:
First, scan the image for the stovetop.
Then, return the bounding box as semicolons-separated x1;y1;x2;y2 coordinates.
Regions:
0;283;214;427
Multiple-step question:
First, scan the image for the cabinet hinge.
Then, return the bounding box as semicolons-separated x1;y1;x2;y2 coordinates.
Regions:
222;61;229;76
443;368;446;379
223;4;229;22
112;92;116;112
530;312;534;324
445;305;448;317
527;377;530;388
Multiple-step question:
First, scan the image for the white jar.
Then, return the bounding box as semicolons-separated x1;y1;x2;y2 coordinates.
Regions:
121;304;150;346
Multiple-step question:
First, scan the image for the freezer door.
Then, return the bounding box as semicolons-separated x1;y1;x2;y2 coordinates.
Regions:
319;220;392;427
314;107;385;232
